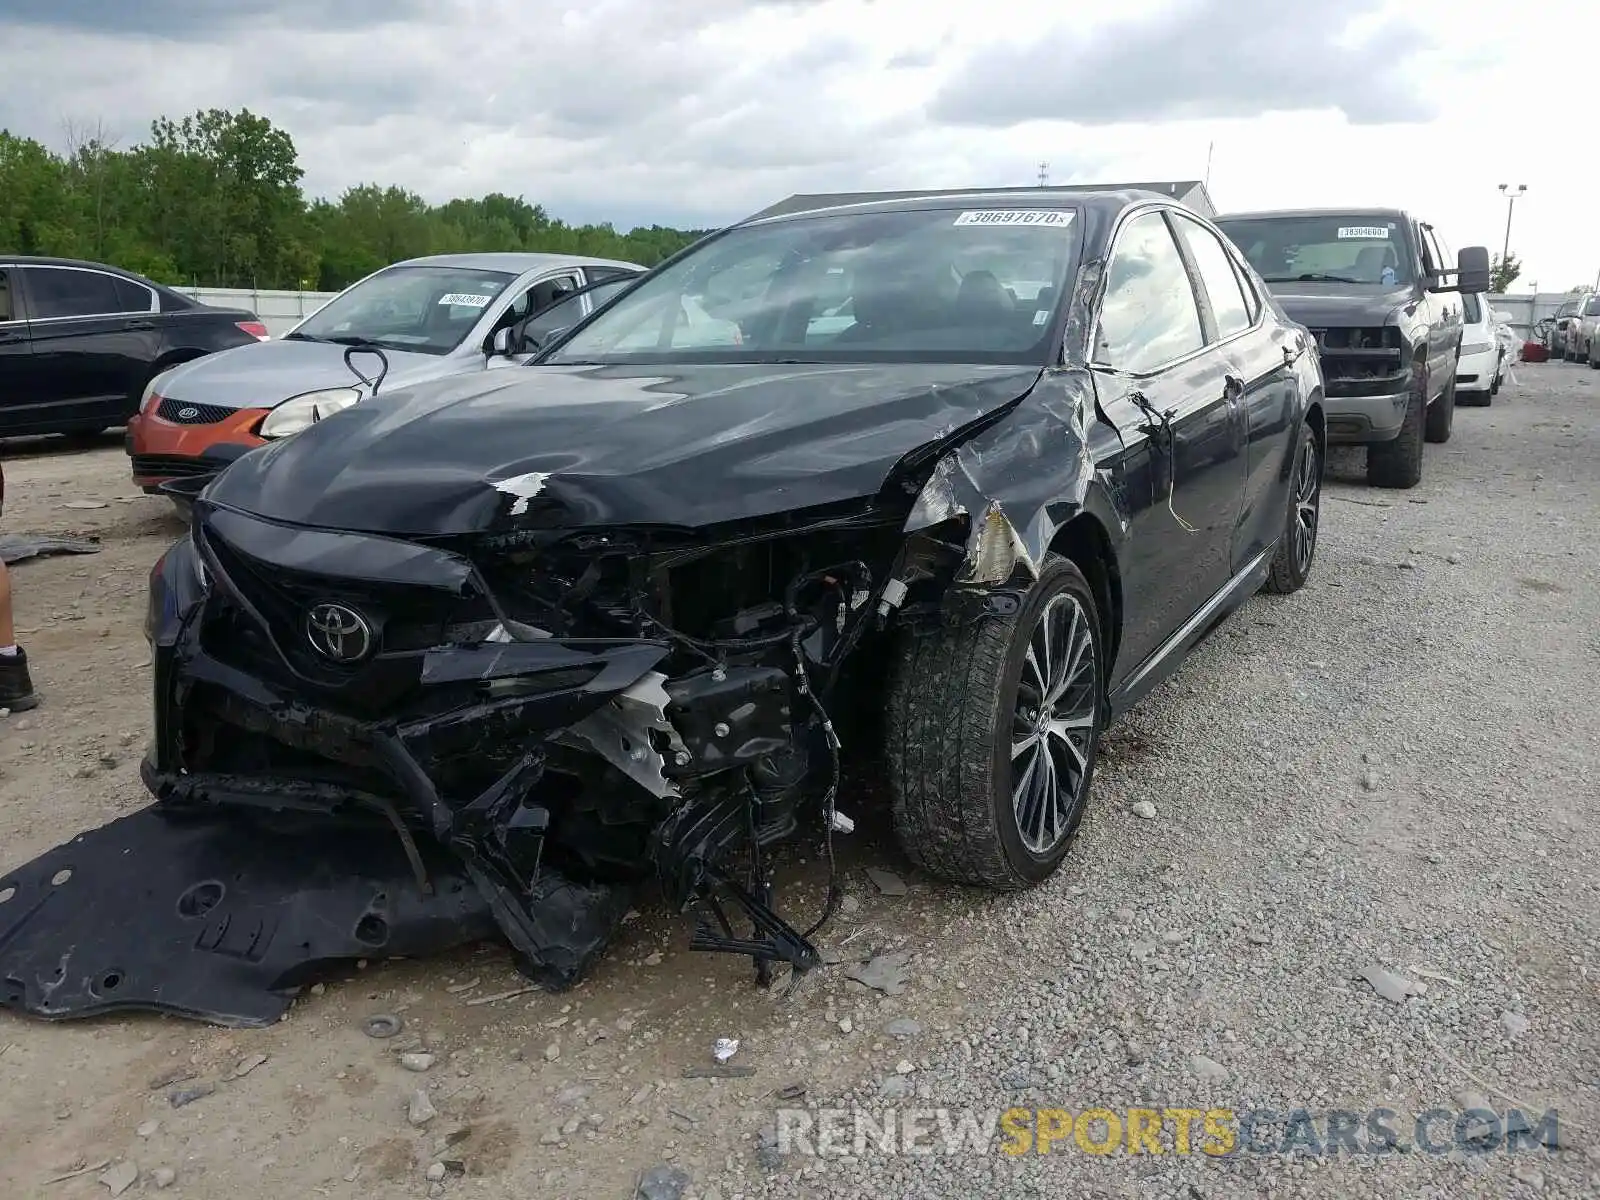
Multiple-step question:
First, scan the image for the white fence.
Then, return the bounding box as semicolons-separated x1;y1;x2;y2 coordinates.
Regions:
180;286;338;337
1484;293;1578;344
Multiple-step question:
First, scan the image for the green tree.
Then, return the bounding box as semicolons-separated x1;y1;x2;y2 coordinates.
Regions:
0;130;75;255
0;108;709;291
1489;252;1521;293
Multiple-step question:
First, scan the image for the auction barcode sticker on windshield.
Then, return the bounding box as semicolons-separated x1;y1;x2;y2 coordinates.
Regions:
438;293;493;307
1336;226;1391;239
953;210;1075;227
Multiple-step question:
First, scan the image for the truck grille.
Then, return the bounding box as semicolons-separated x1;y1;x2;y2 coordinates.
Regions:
1307;326;1406;397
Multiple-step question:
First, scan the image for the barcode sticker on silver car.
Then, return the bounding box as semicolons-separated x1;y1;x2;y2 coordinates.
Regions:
952;210;1076;227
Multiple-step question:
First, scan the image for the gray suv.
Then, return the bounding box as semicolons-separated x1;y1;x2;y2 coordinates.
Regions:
1216;209;1489;489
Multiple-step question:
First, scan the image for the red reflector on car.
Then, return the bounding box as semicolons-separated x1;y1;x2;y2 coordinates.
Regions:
237;321;270;341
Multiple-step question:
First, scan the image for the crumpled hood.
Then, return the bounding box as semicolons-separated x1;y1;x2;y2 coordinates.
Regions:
157;338;451;411
203;362;1045;534
1260;282;1416;329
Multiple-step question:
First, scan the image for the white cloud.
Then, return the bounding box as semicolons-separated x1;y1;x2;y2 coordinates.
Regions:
0;0;1594;288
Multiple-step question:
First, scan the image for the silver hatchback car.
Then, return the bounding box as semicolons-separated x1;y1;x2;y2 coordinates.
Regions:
127;252;644;495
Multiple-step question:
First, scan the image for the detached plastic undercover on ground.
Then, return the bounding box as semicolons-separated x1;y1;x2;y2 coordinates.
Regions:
0;805;501;1027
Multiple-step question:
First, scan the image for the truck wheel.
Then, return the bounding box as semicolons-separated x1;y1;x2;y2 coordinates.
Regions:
1367;376;1426;489
1262;420;1321;595
885;553;1104;890
1424;374;1455;444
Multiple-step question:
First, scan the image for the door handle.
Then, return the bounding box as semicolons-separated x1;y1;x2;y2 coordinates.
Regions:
0;331;24;344
124;320;156;330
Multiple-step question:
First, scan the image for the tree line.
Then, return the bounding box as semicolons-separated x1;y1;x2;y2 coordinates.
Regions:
0;108;713;293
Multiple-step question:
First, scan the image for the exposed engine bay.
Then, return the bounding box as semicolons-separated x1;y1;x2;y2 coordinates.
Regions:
0;482;1014;1026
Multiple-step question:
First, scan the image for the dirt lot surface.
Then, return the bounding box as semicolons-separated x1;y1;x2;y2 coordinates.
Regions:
1;363;1597;1199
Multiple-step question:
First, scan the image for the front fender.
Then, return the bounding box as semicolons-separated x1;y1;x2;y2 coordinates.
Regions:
904;370;1121;586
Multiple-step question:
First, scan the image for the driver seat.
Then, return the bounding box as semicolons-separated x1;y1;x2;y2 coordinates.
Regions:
1354;245;1395;282
953;269;1014;323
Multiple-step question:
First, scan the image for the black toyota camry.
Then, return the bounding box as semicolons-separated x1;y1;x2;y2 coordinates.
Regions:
1;188;1327;1026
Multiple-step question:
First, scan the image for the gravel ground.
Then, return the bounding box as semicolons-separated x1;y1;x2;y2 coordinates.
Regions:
0;362;1595;1200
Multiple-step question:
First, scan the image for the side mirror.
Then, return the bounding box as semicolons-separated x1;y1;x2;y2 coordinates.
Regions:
1453;245;1491;294
490;327;515;357
1493;309;1514;322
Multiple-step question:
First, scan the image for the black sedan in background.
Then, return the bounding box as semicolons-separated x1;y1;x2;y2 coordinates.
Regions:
0;256;267;439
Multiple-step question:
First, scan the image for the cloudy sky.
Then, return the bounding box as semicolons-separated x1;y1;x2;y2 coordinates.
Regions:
2;0;1594;290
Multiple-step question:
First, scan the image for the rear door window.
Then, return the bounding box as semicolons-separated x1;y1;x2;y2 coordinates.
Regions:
1171;213;1254;341
23;267;134;319
114;277;156;313
0;269;13;323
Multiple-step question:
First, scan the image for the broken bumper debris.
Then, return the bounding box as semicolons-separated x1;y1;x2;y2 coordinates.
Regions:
0;504;858;1024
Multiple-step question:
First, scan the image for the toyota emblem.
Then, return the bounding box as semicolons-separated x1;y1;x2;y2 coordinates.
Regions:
177;405;199;420
305;602;375;663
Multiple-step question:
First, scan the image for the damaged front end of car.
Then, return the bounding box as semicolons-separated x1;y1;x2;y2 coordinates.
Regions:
1;438;1044;1027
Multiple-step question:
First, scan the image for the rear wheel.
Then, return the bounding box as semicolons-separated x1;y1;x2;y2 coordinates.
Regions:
886;554;1104;890
1367;373;1426;489
1262;421;1321;595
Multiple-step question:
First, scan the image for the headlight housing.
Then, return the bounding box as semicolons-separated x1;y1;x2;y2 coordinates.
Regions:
145;536;209;646
258;387;362;439
1460;341;1493;356
139;368;175;413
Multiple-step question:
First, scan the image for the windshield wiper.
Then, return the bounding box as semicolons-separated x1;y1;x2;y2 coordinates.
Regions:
323;335;400;349
1261;273;1366;284
282;331;324;342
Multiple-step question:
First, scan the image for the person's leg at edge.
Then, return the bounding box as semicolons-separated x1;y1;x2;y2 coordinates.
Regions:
0;557;39;711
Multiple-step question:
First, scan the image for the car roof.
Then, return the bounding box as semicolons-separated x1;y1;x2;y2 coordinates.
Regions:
739;187;1180;227
390;252;643;274
1216;206;1410;223
0;255;186;300
0;254;167;281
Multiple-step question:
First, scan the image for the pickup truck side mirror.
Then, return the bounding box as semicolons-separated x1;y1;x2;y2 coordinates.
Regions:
1451;245;1491;294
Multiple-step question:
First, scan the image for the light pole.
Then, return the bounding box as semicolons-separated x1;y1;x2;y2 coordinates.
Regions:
1498;183;1526;265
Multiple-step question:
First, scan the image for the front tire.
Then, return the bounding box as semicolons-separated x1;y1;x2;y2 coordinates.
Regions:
1367;373;1426;489
1262;420;1321;595
1424;373;1455;444
886;554;1104;890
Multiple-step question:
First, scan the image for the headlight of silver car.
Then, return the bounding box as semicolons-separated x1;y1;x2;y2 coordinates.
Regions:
139;367;177;413
1460;341;1494;356
258;387;362;439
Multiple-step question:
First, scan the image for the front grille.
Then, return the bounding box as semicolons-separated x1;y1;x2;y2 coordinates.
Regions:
1307;326;1400;352
1307;325;1406;397
130;454;217;479
197;526;494;714
157;397;235;425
